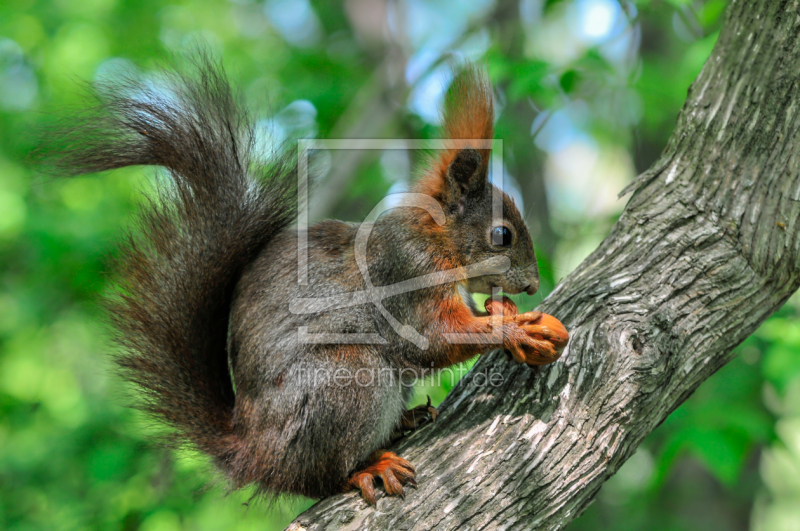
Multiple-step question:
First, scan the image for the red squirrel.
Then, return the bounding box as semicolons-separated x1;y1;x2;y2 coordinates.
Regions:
46;57;568;506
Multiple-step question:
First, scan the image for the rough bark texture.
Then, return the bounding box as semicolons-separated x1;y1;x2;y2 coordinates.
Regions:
289;2;800;529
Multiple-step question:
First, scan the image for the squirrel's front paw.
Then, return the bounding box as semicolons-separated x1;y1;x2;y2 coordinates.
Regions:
348;451;417;506
484;297;569;366
512;312;569;364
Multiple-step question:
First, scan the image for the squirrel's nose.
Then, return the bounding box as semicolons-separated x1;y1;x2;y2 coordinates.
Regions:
524;281;539;296
523;263;540;296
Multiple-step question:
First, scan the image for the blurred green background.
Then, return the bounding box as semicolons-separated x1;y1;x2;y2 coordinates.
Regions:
1;0;799;529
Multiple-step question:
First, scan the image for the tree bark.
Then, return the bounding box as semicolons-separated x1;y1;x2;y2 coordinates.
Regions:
289;1;800;529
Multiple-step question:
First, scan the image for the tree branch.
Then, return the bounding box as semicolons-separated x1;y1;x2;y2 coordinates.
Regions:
289;1;800;529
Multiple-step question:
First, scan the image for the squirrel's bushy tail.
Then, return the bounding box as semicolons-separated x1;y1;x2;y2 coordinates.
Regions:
45;56;296;468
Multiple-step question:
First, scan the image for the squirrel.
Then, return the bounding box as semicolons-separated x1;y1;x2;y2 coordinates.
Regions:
45;56;568;506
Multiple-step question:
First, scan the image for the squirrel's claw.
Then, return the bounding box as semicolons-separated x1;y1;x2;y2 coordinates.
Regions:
347;451;417;506
380;468;405;497
349;471;378;506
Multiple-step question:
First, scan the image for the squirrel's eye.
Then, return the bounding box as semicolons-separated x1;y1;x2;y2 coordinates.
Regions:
491;226;512;247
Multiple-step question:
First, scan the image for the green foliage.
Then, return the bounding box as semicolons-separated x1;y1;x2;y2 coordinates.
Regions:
2;0;794;530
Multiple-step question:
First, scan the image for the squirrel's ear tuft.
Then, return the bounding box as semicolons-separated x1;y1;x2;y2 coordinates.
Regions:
442;65;494;155
415;65;494;203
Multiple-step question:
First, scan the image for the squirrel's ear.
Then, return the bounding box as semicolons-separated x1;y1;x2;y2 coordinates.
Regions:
414;64;494;204
446;148;485;197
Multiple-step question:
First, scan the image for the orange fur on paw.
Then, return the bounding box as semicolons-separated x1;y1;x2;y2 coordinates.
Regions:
348;451;417;505
484;297;527;319
484;297;569;366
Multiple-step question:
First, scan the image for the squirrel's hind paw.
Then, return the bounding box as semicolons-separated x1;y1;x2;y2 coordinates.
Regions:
400;395;439;430
348;451;417;506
